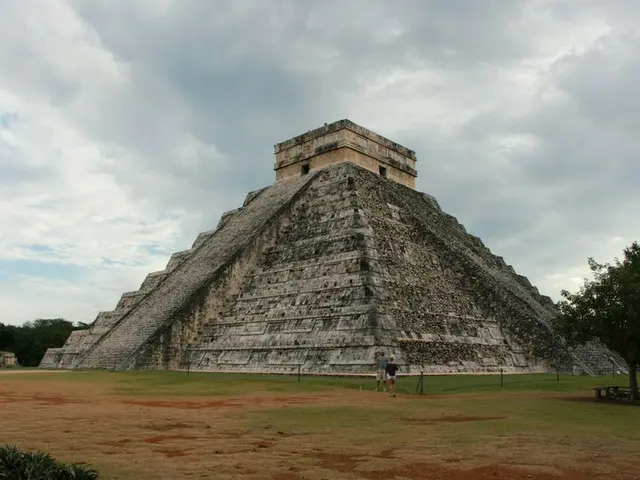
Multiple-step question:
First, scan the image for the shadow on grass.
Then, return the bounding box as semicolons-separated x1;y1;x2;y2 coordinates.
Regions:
560;396;639;407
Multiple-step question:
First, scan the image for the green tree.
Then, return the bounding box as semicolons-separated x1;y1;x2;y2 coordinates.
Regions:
0;323;16;351
0;318;88;366
555;241;640;400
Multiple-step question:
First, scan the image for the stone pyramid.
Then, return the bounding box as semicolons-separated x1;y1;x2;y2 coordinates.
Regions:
40;120;624;376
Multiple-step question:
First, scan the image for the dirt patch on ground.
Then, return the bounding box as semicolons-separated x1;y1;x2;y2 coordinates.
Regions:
0;369;67;375
30;394;81;405
380;462;594;480
120;393;342;411
313;452;360;473
309;452;614;480
142;435;199;444
153;448;193;458
401;414;506;425
138;422;193;431
1;377;638;479
414;392;587;401
0;391;83;406
99;439;133;448
271;473;302;480
377;448;394;459
122;399;238;409
253;440;276;449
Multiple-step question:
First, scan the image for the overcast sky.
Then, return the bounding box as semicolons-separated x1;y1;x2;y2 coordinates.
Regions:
1;0;639;326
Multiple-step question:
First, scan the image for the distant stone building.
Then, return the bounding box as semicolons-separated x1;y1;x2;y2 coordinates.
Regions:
39;120;625;376
0;351;17;367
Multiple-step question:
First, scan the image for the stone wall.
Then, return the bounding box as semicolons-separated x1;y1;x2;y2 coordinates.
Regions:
274;119;417;189
276;150;416;190
275;120;416;163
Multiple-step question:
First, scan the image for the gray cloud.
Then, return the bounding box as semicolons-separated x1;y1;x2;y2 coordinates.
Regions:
66;0;542;216
0;0;638;324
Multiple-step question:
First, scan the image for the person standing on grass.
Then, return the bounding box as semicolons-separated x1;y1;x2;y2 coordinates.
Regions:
385;357;399;397
375;352;388;391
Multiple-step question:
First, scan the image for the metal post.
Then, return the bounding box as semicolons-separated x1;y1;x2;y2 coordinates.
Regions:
500;369;504;388
420;372;424;395
297;364;301;383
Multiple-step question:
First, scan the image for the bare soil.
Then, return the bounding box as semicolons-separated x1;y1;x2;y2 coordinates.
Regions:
0;377;637;479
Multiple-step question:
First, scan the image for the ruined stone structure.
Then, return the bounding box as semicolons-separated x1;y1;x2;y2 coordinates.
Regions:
0;351;17;368
40;120;625;376
274;119;417;189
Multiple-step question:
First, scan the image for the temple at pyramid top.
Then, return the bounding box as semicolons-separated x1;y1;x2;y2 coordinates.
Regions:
273;119;418;189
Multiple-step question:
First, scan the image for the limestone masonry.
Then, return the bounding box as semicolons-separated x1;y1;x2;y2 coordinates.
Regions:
40;120;626;376
274;119;417;189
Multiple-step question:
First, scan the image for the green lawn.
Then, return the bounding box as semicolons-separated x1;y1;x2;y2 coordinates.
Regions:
3;368;628;397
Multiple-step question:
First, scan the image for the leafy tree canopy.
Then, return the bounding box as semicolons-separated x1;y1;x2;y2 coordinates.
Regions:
555;241;640;399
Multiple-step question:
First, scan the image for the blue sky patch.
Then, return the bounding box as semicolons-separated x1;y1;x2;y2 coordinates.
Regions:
139;244;169;255
0;258;83;282
0;111;19;129
100;258;128;267
24;244;55;253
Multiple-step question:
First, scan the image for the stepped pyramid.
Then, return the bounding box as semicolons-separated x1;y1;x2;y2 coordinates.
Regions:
40;120;624;375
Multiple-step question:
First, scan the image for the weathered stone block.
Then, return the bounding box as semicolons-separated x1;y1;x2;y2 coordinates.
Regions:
166;250;192;272
140;271;168;291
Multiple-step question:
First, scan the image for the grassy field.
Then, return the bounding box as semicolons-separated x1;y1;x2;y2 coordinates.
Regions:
1;369;638;479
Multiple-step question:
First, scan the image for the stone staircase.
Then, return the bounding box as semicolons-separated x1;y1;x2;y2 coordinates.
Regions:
40;186;273;369
572;341;628;375
71;173;317;370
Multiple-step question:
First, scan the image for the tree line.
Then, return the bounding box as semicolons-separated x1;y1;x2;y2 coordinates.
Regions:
0;318;89;367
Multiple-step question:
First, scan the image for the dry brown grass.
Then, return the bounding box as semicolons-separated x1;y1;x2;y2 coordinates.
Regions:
1;371;639;479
